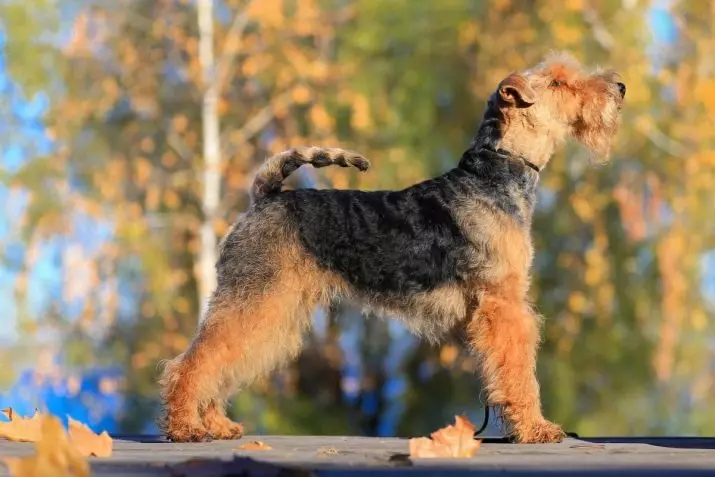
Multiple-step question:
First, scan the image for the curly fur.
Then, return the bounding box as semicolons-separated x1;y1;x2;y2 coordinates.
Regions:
251;146;369;201
159;52;625;444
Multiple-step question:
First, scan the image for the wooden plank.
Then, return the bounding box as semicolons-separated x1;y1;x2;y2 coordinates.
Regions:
1;436;715;476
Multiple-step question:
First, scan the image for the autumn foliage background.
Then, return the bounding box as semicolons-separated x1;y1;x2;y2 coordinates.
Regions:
1;0;714;438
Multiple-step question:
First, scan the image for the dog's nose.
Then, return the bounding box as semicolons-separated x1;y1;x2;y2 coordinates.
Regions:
617;82;626;98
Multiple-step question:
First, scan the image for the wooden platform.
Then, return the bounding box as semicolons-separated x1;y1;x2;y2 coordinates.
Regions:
2;435;715;476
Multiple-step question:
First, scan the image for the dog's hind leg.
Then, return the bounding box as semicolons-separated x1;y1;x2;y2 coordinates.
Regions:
201;397;244;441
159;265;321;442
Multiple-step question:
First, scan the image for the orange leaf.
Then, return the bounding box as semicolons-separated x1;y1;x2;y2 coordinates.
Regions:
0;408;43;443
408;415;481;459
68;417;114;458
291;84;312;105
2;414;90;477
237;440;273;451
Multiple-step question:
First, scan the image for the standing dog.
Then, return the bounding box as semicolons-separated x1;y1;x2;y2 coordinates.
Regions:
160;52;625;443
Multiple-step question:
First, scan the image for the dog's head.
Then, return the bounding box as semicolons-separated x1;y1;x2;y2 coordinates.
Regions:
492;51;625;167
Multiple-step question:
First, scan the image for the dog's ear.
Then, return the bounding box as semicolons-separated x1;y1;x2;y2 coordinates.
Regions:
498;74;537;107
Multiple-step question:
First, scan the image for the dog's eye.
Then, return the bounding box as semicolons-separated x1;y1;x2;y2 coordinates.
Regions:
550;80;563;87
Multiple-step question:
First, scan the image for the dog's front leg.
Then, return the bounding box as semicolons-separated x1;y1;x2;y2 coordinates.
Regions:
467;278;565;443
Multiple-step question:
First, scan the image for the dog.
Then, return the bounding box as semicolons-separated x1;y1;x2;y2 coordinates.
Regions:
159;51;625;443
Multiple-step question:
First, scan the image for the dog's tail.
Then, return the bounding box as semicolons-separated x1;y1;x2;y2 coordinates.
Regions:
251;147;370;201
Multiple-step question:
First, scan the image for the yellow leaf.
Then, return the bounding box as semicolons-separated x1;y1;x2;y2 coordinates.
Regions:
134;157;152;185
140;137;155;153
67;417;113;458
175;296;191;315
351;95;371;131
145;187;160;210
291;84;312;105
161;152;177;168
294;0;320;35
691;309;707;332
458;22;479;47
163;190;181;209
571;195;595;221
214;218;229;237
238;441;273;451
409;416;481;459
695;78;715;114
493;0;511;12
551;22;581;45
171;114;189;133
310;105;333;131
439;345;458;366
246;0;284;28
2;415;90;477
0;408;43;443
567;292;587;313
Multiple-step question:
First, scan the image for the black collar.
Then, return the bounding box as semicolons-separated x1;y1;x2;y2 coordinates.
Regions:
521;157;541;173
494;148;541;173
459;144;542;174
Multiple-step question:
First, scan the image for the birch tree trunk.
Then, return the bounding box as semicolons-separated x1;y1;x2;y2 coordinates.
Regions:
197;0;220;322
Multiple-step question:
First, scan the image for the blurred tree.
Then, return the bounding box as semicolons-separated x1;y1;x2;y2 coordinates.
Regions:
2;0;715;438
196;0;221;316
0;0;65;384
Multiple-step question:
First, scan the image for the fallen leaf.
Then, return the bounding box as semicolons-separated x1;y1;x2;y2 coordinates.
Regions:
0;408;43;443
408;415;481;459
317;447;339;456
2;414;90;477
237;441;273;451
68;417;113;457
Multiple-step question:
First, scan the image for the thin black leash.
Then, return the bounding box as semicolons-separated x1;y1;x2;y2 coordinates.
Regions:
474;404;490;436
473;405;580;440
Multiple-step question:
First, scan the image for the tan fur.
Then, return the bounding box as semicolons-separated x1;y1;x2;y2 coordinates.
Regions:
160;51;624;444
457;52;621;442
159;233;347;442
251;146;369;201
454;200;534;286
454;200;548;441
497;52;622;168
467;275;563;443
361;284;468;342
202;400;244;440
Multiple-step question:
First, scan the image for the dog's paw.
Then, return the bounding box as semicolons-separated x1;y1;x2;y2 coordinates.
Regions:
512;420;566;444
166;425;213;443
205;418;244;440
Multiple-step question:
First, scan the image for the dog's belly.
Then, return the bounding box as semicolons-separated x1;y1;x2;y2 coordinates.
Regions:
358;282;469;340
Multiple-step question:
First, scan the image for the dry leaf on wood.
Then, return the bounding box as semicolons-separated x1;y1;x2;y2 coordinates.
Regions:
237;441;273;451
68;417;113;457
0;408;43;443
408;415;482;459
2;414;90;477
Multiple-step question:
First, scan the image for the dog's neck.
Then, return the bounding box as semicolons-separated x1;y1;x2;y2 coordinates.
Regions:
496;125;564;171
460;96;559;173
459;130;542;174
